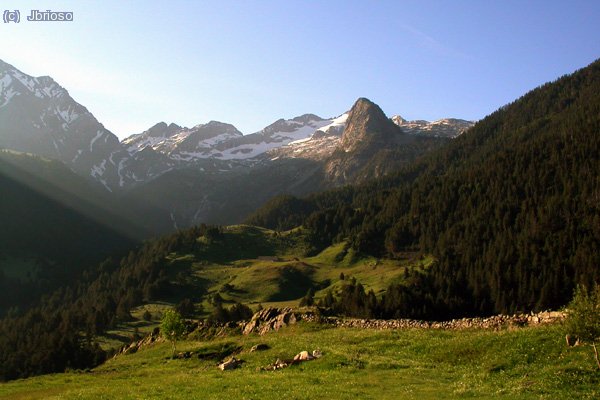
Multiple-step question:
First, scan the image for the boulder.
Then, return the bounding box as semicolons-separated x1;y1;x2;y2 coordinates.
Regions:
243;307;303;335
218;357;241;371
272;358;289;370
293;351;314;361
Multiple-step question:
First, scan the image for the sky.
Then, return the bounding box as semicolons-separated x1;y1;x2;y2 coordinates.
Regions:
1;0;599;139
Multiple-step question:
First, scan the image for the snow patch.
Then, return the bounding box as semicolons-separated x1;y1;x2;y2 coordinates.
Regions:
89;130;104;152
90;159;107;178
117;158;127;187
72;149;82;162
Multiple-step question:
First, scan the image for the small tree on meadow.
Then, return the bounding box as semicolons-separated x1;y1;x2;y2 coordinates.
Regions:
566;284;600;370
160;309;186;358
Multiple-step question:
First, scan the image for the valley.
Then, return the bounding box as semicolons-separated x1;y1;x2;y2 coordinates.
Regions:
0;21;599;399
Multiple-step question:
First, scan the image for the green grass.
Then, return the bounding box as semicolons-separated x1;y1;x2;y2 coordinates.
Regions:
1;323;598;399
99;228;436;346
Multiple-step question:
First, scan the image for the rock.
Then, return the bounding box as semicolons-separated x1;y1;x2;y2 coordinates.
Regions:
293;350;314;361
123;343;138;355
250;344;270;352
565;334;580;347
272;358;289;370
243;307;310;335
218;357;241;371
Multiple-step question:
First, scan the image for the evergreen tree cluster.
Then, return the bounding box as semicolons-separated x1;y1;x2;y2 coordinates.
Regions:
0;225;218;380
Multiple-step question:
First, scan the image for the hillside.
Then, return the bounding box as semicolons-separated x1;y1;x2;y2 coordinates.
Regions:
0;151;139;314
0;322;598;399
2;59;471;233
0;223;430;380
246;59;600;317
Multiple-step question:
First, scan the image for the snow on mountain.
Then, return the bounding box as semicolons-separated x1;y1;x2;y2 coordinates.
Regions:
391;115;474;138
0;58;476;194
0;59;124;190
123;120;242;161
125;114;338;162
269;113;349;160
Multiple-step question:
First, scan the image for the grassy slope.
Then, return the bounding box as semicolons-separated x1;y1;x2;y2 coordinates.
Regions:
97;225;431;349
1;323;598;399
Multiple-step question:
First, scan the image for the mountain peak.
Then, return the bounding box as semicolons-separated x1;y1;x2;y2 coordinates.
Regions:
291;113;324;124
340;98;401;152
145;122;181;138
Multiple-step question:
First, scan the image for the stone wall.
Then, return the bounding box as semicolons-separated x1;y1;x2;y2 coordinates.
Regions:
242;307;566;335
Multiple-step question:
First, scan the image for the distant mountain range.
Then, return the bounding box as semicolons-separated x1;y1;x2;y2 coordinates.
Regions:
0;58;474;231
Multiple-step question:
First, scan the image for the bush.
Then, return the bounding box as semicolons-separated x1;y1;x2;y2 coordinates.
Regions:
160;309;185;357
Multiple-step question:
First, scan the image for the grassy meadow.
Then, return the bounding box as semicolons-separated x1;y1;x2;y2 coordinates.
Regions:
1;322;598;399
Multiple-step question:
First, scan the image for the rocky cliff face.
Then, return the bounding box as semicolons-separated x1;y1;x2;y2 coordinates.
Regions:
0;59;125;191
340;98;404;153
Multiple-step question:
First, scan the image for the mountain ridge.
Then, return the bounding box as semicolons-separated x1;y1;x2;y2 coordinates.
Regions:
0;58;473;194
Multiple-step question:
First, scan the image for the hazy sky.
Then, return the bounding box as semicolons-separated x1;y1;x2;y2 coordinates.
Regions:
1;0;599;139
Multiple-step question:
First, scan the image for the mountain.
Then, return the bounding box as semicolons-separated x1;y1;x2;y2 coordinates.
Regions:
123;114;339;163
124;98;453;231
339;98;405;152
0;150;137;314
248;58;600;317
322;98;446;185
123;121;243;161
391;115;474;138
0;58;472;232
0;59;126;191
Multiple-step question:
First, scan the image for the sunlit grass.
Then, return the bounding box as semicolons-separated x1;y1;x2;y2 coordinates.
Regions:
1;323;598;399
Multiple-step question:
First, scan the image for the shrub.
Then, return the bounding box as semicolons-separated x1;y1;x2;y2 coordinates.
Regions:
160;309;185;358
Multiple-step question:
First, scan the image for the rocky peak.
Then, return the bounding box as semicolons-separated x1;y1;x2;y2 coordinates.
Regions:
146;122;171;138
291;113;324;124
185;121;242;141
392;115;474;138
391;115;406;125
340;97;402;152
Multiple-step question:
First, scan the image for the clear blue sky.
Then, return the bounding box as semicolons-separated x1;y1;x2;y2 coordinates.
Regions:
1;0;599;139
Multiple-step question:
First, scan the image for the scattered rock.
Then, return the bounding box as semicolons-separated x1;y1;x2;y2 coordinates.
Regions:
565;334;580;347
218;357;242;371
122;343;138;355
250;344;270;352
262;349;323;371
293;351;313;361
268;358;290;370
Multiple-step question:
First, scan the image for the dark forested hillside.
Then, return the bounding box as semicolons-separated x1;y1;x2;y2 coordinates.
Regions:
0;152;139;314
248;59;600;318
0;225;211;380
